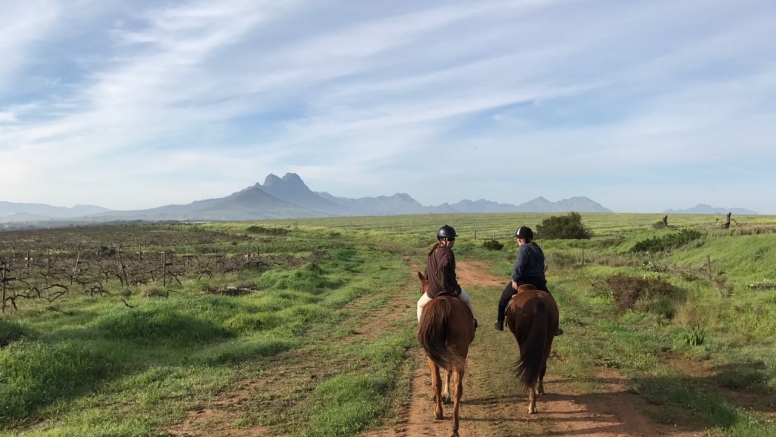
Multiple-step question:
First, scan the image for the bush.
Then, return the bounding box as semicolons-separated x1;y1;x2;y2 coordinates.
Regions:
603;274;686;318
482;239;503;250
536;212;592;239
631;229;703;253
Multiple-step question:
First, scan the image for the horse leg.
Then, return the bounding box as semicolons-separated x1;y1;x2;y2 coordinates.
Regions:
450;369;464;437
528;384;537;414
538;339;552;396
442;369;452;404
428;357;443;420
538;359;548;395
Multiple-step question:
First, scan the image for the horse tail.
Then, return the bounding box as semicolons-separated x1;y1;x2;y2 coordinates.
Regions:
416;298;467;372
516;299;548;390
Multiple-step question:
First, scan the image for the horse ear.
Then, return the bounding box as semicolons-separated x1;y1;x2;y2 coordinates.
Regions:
417;271;426;282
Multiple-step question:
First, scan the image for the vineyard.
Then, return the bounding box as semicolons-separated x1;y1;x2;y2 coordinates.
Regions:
0;224;328;312
1;213;775;437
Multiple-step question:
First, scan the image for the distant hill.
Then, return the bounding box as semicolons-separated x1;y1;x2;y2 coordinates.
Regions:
665;204;758;215
523;196;612;213
445;196;612;213
449;199;518;213
0;213;55;222
1;173;616;226
0;201;108;219
317;192;446;215
91;183;323;221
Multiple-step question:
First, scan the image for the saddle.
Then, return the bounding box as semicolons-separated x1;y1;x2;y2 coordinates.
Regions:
505;284;539;316
434;289;462;299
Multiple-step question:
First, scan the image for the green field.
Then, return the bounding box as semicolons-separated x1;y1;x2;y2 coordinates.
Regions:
1;213;775;436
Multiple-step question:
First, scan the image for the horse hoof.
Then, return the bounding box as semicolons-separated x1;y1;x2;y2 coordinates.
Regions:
435;413;444;420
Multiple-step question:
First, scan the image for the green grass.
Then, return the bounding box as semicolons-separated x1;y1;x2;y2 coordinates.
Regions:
1;212;776;436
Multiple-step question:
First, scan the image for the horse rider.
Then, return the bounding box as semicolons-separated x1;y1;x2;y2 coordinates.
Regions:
493;226;563;336
417;225;478;329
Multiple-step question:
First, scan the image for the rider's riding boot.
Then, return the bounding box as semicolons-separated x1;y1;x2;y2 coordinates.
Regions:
555;327;564;336
493;321;504;331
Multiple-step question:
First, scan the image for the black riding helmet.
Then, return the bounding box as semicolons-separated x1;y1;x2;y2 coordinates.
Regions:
437;224;458;240
515;226;533;240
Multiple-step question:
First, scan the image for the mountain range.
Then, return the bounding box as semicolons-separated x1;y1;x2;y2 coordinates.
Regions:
664;204;758;215
0;172;631;226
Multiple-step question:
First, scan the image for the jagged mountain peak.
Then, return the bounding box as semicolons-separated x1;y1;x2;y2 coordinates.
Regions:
262;174;282;187
281;172;305;184
394;193;417;202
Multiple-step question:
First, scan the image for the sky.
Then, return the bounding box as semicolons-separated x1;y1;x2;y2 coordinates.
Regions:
1;0;775;214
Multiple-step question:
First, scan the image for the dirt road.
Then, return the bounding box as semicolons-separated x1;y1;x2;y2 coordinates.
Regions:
366;261;699;437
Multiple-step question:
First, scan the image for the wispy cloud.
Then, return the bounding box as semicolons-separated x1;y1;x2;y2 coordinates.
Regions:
1;0;775;212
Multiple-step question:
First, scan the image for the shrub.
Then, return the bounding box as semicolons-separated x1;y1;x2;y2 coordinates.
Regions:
482;239;503;250
603;274;686;318
631;229;703;253
536;212;593;239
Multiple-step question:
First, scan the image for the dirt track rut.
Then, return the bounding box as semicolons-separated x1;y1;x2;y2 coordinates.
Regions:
365;261;698;437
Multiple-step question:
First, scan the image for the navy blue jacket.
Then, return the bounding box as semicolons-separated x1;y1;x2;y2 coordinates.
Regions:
511;242;545;283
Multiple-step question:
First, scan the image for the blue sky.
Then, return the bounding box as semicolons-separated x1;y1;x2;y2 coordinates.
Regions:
1;0;775;213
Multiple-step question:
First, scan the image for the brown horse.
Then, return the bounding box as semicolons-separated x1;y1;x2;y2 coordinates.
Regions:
416;272;475;437
505;284;559;414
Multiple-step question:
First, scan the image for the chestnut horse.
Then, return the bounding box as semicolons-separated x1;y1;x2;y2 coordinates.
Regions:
505;284;559;414
416;272;475;437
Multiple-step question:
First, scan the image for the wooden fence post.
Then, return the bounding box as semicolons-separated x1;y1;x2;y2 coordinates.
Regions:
117;246;128;286
71;252;80;285
161;252;167;287
1;259;16;312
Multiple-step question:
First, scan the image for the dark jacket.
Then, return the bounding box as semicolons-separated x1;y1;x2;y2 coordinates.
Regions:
511;242;546;283
425;243;461;298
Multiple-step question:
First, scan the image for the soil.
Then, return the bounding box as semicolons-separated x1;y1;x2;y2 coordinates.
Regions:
165;261;751;437
364;262;702;437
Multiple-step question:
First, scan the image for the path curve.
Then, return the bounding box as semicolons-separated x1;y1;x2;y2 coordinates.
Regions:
366;261;697;437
